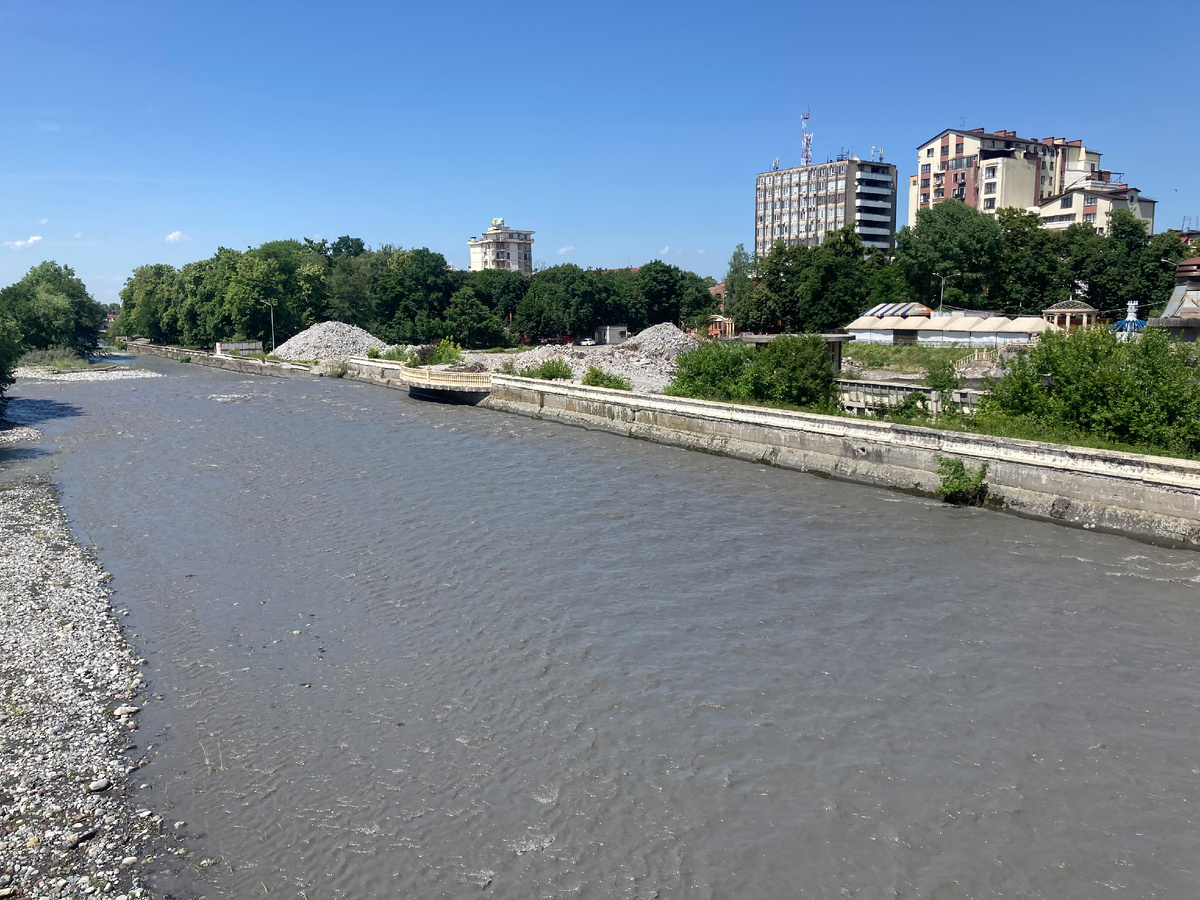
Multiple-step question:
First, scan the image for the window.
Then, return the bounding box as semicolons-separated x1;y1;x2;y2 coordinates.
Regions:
955;142;964;154
1084;194;1098;206
1060;195;1073;209
920;163;931;174
984;166;997;178
983;198;996;210
920;193;930;203
933;188;944;199
920;178;930;188
984;182;996;195
1083;212;1097;223
941;145;949;156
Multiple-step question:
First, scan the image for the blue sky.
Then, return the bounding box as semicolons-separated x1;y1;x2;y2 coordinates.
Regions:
2;0;1198;303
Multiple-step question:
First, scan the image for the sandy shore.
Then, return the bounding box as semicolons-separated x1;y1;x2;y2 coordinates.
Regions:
0;419;177;898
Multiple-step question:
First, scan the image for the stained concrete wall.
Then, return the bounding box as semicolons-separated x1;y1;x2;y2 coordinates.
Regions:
128;343;319;378
483;375;1200;549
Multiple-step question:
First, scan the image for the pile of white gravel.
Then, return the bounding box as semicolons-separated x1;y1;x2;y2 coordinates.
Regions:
464;323;700;393
273;322;391;361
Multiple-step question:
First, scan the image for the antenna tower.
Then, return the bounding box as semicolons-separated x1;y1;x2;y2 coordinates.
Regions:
801;109;813;167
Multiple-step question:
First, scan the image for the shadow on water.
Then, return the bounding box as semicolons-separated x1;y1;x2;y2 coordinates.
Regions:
3;397;86;426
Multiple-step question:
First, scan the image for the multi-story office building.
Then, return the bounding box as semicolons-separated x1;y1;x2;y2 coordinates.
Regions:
754;155;898;257
468;218;534;274
907;128;1154;233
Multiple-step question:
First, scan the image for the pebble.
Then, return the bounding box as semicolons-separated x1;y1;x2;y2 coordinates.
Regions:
273;321;393;361
464;322;700;393
0;480;165;898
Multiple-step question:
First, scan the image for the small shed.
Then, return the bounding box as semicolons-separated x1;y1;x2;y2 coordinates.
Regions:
594;324;629;345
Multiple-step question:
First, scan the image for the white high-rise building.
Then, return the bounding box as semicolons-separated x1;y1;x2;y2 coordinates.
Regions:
755;155;898;257
468;218;534;274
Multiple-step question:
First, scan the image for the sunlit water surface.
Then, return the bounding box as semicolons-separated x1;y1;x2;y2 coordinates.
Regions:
5;356;1200;898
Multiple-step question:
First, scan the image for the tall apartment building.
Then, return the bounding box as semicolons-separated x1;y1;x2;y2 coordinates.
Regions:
907;128;1154;234
754;156;898;257
468;218;534;274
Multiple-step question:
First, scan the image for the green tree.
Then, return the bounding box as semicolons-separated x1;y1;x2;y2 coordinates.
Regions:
796;227;869;332
375;247;459;342
0;309;22;414
224;254;284;344
2;261;106;355
895;200;1003;309
994;207;1067;315
722;243;754;322
444;286;506;348
513;280;570;339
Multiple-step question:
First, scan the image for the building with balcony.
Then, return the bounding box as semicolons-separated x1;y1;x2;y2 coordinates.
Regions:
754;155;898;257
906;127;1153;233
1034;183;1155;235
468;218;534;274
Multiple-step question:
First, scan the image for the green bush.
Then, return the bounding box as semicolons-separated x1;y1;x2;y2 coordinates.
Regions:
936;456;988;504
923;355;962;394
519;358;574;380
179;354;192;363
664;340;753;402
412;338;463;366
581;366;633;390
366;346;380;359
885;391;928;423
981;328;1200;458
843;343;975;373
381;346;411;362
741;334;836;410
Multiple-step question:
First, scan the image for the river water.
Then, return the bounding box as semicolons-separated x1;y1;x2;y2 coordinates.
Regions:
5;356;1200;898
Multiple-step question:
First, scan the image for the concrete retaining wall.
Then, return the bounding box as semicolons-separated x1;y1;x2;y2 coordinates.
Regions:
128;343;319;378
483;375;1200;549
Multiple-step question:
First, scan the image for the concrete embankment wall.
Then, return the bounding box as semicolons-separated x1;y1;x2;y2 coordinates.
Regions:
483;375;1200;549
128;343;319;378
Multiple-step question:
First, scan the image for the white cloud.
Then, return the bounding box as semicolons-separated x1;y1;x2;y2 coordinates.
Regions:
73;232;83;239
660;245;669;255
4;235;43;249
165;230;190;243
557;245;575;255
38;218;48;224
697;249;706;255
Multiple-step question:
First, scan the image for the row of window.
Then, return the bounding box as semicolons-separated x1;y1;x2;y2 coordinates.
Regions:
758;163;850;186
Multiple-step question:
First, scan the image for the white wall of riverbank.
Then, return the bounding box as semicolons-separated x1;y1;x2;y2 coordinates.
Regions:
483;375;1200;549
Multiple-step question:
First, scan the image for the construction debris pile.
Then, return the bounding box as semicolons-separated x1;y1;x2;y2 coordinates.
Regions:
272;322;391;361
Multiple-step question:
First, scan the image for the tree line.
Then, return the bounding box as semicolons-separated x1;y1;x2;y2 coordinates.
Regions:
726;204;1199;334
114;237;719;350
0;261;107;410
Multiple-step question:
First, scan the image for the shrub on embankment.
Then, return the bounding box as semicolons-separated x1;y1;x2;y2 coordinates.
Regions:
665;335;837;411
581;366;632;390
975;328;1200;458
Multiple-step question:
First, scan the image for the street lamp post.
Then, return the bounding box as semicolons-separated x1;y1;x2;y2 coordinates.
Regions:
933;271;958;313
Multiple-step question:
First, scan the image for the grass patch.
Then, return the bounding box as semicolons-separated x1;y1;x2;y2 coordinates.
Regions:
18;347;90;369
843;344;976;374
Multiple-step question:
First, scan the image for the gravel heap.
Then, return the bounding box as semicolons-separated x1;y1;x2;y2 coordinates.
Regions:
272;321;391;361
14;367;163;383
463;323;700;393
0;481;173;899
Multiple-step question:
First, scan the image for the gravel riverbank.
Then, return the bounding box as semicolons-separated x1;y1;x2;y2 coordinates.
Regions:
0;471;174;898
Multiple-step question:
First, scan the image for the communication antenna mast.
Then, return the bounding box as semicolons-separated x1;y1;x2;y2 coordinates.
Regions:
801;109;813;167
772;156;780;171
